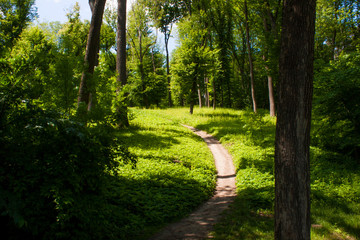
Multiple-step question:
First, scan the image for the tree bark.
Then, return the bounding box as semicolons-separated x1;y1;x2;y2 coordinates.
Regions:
164;25;173;107
263;55;276;117
116;0;129;127
117;0;127;86
267;74;276;116
244;0;257;113
205;77;210;107
198;86;202;108
275;0;316;239
77;0;106;112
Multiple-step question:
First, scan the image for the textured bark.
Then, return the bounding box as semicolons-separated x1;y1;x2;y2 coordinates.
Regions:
116;0;129;127
77;0;106;111
244;0;257;113
275;0;316;239
116;0;127;86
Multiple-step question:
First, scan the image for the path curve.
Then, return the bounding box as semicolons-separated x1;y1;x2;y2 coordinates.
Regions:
149;125;237;240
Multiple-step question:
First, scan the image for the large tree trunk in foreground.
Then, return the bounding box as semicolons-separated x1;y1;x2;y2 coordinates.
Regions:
275;0;316;239
77;0;106;112
116;0;129;127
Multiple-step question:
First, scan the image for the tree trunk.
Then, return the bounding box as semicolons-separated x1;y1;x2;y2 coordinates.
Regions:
267;74;276;116
275;0;316;239
244;0;257;113
205;77;210;107
116;0;129;127
164;25;173;107
77;0;106;112
198;85;202;108
263;55;276;116
213;81;216;110
189;77;197;114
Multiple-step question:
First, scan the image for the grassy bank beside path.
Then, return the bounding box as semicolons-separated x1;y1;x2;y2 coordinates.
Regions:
147;107;360;240
112;108;216;239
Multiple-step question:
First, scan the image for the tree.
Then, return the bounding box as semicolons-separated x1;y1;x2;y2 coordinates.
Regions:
244;0;257;113
0;0;37;56
115;0;129;127
77;0;107;114
274;0;316;239
171;14;220;114
259;0;281;117
145;0;188;107
127;0;167;108
55;3;89;114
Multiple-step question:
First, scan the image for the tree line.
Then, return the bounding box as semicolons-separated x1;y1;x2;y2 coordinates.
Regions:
1;0;359;239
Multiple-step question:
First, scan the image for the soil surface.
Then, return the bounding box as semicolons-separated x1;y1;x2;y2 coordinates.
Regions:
148;125;237;240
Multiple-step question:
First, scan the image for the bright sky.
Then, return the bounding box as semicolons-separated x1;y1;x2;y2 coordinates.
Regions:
34;0;176;53
35;0;135;23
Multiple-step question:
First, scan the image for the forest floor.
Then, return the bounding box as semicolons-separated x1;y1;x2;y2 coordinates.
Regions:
148;125;237;240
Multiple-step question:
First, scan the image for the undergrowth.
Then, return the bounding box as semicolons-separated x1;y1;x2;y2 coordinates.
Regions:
150;107;360;240
111;108;217;239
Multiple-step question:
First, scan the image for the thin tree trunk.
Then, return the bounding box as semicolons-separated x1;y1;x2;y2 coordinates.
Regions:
213;81;216;110
198;84;203;108
205;77;210;107
263;55;276;116
116;0;129;127
189;76;197;114
244;0;257;113
268;74;276;116
165;25;173;107
275;0;316;239
77;0;106;112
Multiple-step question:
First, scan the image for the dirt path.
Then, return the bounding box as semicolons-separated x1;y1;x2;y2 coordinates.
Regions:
149;125;237;240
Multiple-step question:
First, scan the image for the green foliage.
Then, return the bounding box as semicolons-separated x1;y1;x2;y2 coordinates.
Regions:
111;108;216;238
0;0;37;55
313;51;360;157
127;1;167;108
171;13;221;111
0;102;136;239
153;107;360;240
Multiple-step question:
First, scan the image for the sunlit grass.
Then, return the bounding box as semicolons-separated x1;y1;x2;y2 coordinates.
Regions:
143;107;359;239
110;108;217;239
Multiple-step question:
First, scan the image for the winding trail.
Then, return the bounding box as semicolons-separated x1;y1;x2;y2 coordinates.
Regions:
149;125;237;240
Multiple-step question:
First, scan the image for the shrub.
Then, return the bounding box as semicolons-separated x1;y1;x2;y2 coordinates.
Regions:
0;104;135;239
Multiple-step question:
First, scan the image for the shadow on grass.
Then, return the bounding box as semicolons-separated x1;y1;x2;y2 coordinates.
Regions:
310;151;360;239
210;187;274;240
194;115;275;150
106;172;212;240
115;126;181;150
311;191;360;239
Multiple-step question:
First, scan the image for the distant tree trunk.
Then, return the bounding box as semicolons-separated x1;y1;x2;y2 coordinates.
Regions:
267;74;276;116
263;55;276;116
205;77;210;107
198;85;202;108
244;0;257;113
77;0;106;112
189;80;196;114
116;0;129;127
213;80;216;110
164;25;173;107
275;0;316;239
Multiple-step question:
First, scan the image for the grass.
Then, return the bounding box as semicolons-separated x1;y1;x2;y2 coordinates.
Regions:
142;107;360;240
109;108;217;239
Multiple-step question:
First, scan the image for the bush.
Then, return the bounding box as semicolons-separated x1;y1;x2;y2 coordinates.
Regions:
0;104;135;239
313;51;360;158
